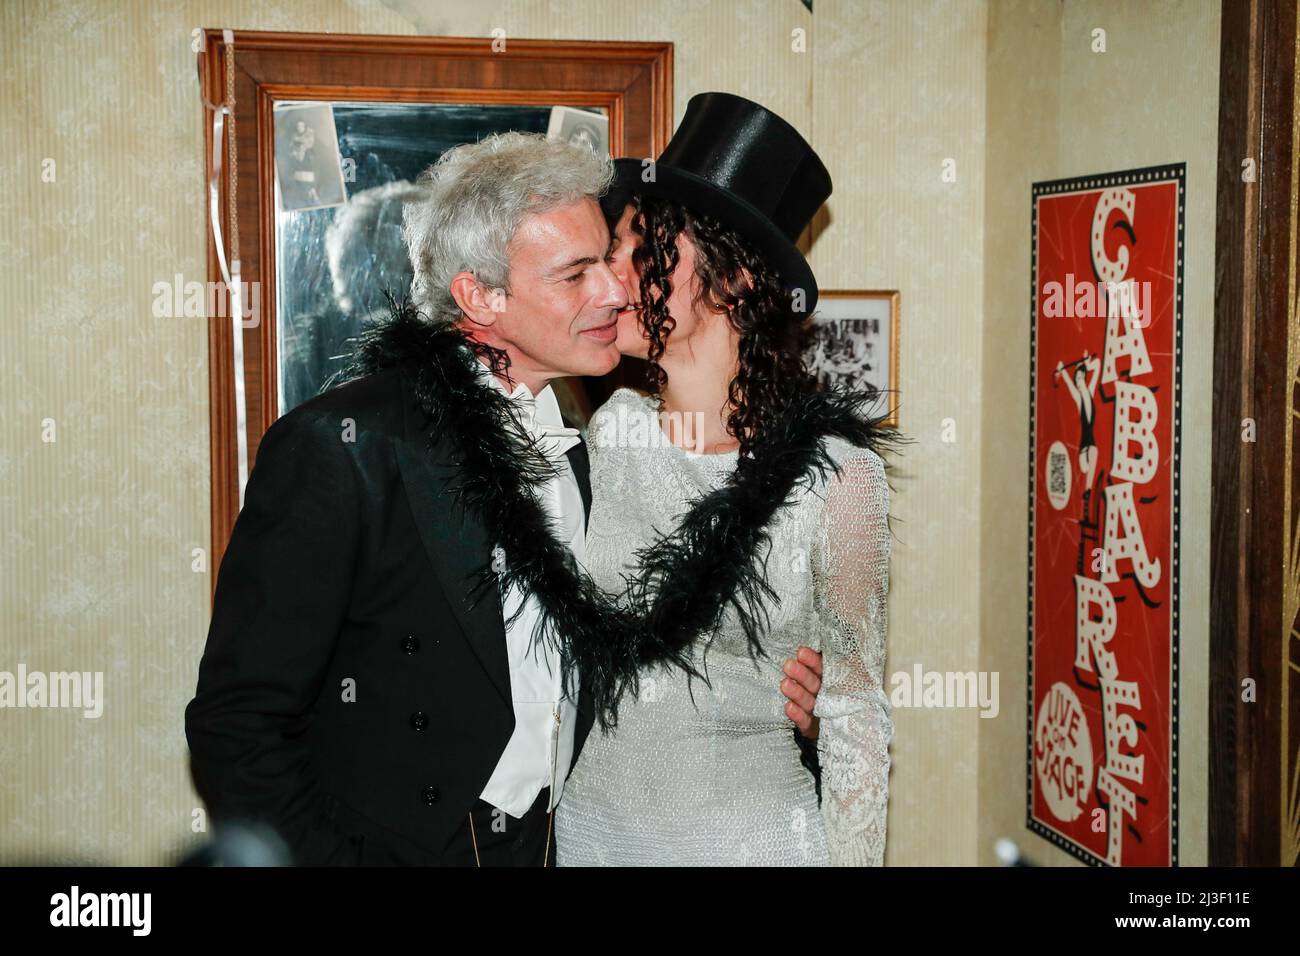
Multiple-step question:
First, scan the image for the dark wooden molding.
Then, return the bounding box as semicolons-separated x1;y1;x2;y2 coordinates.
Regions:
1210;0;1298;866
198;30;673;585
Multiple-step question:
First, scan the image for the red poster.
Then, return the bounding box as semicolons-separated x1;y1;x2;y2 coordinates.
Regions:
1027;165;1184;867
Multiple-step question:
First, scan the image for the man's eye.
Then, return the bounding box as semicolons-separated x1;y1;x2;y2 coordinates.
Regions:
565;271;585;284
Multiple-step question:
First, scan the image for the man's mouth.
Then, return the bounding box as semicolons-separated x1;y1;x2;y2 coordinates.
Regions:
579;319;618;342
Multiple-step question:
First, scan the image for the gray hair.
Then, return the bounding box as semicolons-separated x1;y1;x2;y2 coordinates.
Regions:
402;131;614;322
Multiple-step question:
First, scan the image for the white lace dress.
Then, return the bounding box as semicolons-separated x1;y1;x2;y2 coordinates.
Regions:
555;389;893;866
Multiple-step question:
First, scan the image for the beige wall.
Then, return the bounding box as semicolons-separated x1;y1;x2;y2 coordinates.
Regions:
812;0;988;865
980;0;1220;865
0;0;1217;865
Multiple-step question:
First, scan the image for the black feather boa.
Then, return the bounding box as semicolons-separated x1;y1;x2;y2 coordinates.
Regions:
625;372;909;677
340;299;907;728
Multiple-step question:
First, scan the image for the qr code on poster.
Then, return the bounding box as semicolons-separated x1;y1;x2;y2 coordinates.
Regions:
1049;448;1067;498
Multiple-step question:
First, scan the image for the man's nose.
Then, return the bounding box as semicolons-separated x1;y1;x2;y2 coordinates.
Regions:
594;261;629;310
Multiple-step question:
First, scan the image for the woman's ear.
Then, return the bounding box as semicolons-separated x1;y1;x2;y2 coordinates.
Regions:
718;266;754;305
720;266;754;300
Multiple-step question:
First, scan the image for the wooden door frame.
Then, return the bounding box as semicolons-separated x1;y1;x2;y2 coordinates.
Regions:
1210;0;1299;866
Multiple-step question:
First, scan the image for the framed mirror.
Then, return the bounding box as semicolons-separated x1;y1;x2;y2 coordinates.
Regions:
199;30;673;576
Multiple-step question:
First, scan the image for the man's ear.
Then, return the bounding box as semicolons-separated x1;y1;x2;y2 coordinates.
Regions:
449;272;508;329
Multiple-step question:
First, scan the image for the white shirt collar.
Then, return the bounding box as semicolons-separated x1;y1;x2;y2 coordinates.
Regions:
474;359;579;458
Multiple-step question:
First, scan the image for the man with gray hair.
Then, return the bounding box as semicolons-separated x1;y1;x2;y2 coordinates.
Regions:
186;131;818;866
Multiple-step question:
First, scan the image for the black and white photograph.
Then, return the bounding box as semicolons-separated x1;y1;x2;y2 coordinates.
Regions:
546;105;609;156
807;291;899;426
272;102;348;212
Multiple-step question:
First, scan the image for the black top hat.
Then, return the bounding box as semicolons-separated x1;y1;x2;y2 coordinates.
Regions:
602;92;832;313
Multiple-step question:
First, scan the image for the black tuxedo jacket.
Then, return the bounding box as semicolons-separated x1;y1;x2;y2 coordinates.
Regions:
185;367;596;865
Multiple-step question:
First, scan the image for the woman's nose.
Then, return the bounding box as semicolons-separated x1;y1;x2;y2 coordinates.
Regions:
609;251;636;299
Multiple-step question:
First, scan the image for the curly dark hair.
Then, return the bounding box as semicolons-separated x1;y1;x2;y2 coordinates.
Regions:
628;194;816;458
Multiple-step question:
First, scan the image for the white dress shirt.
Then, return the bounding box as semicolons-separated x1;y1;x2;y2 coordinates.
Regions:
475;361;584;816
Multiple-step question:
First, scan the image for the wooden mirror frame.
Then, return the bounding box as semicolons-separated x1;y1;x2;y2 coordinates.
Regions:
198;30;672;579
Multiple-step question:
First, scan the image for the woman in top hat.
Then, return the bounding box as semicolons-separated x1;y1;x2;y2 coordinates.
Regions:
555;93;906;866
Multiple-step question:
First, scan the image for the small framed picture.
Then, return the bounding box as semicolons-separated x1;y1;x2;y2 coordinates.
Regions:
806;290;901;428
272;103;348;212
546;106;609;157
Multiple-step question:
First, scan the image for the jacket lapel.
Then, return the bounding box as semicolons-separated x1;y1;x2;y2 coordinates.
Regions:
395;375;512;707
563;432;597;761
563;430;592;531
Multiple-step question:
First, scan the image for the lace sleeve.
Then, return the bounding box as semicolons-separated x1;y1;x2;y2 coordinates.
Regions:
812;448;894;866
